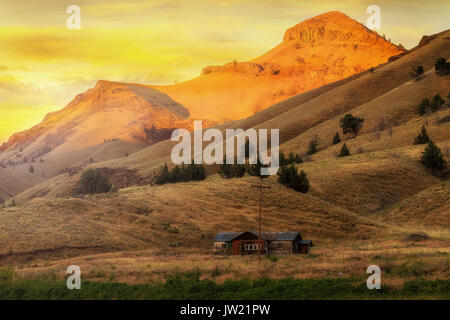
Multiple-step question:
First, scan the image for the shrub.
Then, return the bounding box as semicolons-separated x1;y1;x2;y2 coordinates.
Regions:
279;151;302;166
417;98;430;116
75;168;112;195
219;160;245;179
307;135;319;155
414;126;431;145
431;93;444;112
156;163;206;185
435;57;450;75
340;114;364;137
420;141;446;175
411;65;424;78
332;132;340;145
245;157;269;180
155;164;170;184
277;164;309;193
338;143;350;157
28;165;34;174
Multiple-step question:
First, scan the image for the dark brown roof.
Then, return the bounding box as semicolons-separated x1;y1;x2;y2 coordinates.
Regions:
214;231;303;242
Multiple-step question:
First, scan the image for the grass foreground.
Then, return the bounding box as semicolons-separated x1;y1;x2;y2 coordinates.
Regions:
0;276;448;300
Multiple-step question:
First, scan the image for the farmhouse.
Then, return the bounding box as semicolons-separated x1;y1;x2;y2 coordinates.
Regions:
213;231;313;255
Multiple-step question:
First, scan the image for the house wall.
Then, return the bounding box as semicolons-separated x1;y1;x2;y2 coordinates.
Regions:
299;244;310;254
268;241;293;254
214;241;232;254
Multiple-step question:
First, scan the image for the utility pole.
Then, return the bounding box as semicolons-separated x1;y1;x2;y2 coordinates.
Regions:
251;177;271;265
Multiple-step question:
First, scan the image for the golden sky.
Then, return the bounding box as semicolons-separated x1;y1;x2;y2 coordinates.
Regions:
0;0;449;143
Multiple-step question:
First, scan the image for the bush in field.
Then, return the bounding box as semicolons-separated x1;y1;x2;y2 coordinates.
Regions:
332;132;341;145
420;141;446;176
219;160;246;179
414;126;431;145
277;164;309;193
411;65;424;79
279;151;302;166
307;135;319;155
338;143;350;157
435;57;450;75
75;168;112;195
417;98;430;116
431;93;444;112
156;163;206;185
340;114;364;137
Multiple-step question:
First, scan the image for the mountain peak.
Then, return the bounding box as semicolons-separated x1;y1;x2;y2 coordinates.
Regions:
283;11;388;44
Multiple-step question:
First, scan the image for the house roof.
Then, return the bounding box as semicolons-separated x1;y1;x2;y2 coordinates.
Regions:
214;231;304;242
299;240;313;246
213;232;242;242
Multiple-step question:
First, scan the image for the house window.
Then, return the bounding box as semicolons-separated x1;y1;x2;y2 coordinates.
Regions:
245;244;259;250
221;243;227;249
277;243;282;249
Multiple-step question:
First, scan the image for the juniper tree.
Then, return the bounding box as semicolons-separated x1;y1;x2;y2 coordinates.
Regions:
340;114;364;137
76;168;112;194
420;141;446;176
413;126;431;145
411;65;424;78
277;164;309;193
417;98;430;116
231;164;246;178
279;151;288;166
245;156;269;180
431;93;444;112
435;57;450;75
333;132;341;145
338;143;350;157
307;135;319;155
156;163;170;185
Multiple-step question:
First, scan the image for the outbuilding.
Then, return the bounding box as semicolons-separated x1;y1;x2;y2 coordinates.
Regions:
213;231;313;255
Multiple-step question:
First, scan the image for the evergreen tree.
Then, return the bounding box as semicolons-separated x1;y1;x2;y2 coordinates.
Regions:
431;93;444;112
245;157;269;180
411;65;424;78
279;151;288;166
307;135;319;155
340;114;364;137
288;152;296;164
417;98;430;116
413;126;431;145
277;164;309;193
219;159;232;178
338;143;350;157
294;153;303;164
170;165;182;182
76;168;112;194
155;163;170;185
231;164;246;178
333;132;341;145
435;57;450;75
192;164;206;181
420;141;446;175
